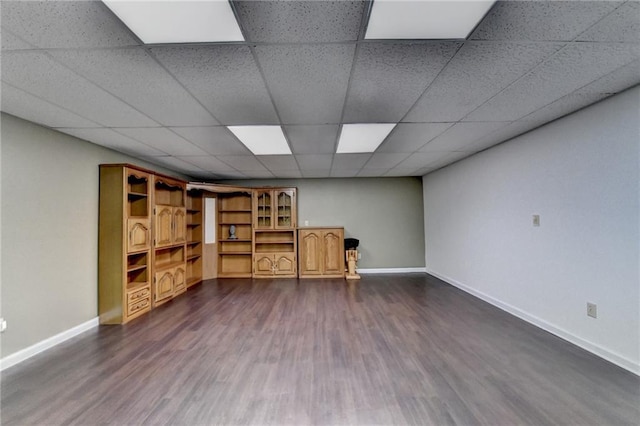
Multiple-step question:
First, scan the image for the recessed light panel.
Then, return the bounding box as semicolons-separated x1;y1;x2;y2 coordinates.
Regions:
365;0;496;40
337;123;397;153
228;126;292;155
102;0;244;44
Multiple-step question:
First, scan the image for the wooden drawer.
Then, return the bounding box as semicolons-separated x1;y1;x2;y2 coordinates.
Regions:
127;286;150;304
127;296;150;317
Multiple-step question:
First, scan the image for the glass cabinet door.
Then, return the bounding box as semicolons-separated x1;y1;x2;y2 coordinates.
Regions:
254;190;272;229
275;190;295;229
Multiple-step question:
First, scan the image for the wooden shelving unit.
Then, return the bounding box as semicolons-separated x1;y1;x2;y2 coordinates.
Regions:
186;190;203;288
217;192;253;278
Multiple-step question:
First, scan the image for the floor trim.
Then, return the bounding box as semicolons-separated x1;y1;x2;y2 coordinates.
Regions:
427;269;640;376
358;267;427;274
0;317;99;372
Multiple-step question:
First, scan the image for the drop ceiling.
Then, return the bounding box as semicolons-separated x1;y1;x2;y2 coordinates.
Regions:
1;0;638;180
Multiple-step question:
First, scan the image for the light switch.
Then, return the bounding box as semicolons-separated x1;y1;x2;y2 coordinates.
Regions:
532;214;540;227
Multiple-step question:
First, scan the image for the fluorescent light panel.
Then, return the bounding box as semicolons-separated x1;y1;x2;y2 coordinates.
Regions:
102;0;244;44
228;126;292;155
337;123;396;154
365;0;496;40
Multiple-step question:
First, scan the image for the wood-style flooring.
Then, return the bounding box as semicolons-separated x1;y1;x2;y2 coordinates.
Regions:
2;274;639;425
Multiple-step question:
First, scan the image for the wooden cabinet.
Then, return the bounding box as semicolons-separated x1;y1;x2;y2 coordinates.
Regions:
253;188;297;278
99;164;189;324
298;227;345;278
186;190;203;287
218;191;253;278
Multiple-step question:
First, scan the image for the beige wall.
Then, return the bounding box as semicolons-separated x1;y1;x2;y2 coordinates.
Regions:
0;113;185;358
223;178;426;269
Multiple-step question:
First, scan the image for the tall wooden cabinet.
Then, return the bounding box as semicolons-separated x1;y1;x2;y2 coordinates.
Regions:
186;190;203;287
298;227;345;278
99;164;189;324
218;191;253;278
253;188;297;278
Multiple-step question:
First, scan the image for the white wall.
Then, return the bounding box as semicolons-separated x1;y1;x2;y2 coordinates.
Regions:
422;87;640;374
0;113;185;358
223;178;426;269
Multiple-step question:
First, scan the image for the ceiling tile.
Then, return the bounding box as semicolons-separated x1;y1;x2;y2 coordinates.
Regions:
257;155;299;171
384;168;422;177
255;44;354;124
1;83;99;129
405;42;562;122
577;1;640;42
420;122;508;152
330;169;360;178
268;170;303;178
169;126;251;156
395;152;455;170
1;28;32;50
284;125;339;154
357;169;390;177
2;51;157;127
466;121;542;153
471;1;620;41
302;169;332;178
519;93;609;125
233;0;365;43
216;171;248;180
176;156;237;173
218;155;269;172
141;156;206;175
56;127;166;157
49;48;218;127
295;154;334;170
377;123;453;153
113;127;209;156
331;153;372;170
242;170;275;178
150;45;279;125
344;42;461;123
1;0;139;48
465;43;640;122
363;153;411;169
576;60;640;95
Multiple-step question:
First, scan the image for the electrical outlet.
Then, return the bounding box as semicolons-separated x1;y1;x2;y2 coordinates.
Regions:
0;318;7;333
587;303;597;318
532;214;540;227
304;220;309;226
357;252;361;260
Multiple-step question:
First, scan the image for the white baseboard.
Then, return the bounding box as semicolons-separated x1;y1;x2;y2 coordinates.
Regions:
0;317;99;372
426;269;640;376
358;267;427;274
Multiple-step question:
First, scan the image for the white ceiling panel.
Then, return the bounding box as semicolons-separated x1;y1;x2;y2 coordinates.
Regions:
377;123;453;153
421;122;508;152
466;43;640;122
405;42;562;122
344;42;462;122
56;127;166;157
330;169;360;178
331;153;372;170
363;153;411;169
49;48;218;127
150;45;279;125
1;83;99;129
257;155;300;171
113;127;209;156
267;170;303;179
395;152;456;170
284;125;339;154
295;154;334;170
233;0;365;43
176;156;237;173
170;126;251;156
577;60;640;95
0;1;139;48
217;155;269;172
302;169;332;178
255;44;355;124
519;93;609;125
357;169;391;177
465;121;543;153
141;156;207;175
384;168;422;177
577;1;640;42
1;28;32;50
470;1;621;41
243;170;276;178
2;51;157;127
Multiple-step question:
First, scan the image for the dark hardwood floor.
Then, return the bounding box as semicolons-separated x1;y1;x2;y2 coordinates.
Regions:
2;274;639;425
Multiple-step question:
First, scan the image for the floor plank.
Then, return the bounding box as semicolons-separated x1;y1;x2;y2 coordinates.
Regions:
2;274;639;425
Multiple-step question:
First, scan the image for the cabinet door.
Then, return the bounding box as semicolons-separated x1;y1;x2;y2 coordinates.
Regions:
322;230;344;275
154;269;174;303
127;218;151;252
275;189;296;229
155;205;173;248
299;230;322;276
173;265;186;294
274;253;296;276
172;207;187;244
253;190;273;229
254;254;274;276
